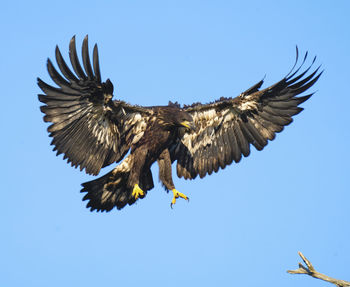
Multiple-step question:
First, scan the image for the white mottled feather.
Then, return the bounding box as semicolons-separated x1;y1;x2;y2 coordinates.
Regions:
181;106;238;154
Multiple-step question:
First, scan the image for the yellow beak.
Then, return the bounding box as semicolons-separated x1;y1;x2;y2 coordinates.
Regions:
181;121;196;131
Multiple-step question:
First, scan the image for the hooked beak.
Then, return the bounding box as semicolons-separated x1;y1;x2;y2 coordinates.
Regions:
181;120;196;132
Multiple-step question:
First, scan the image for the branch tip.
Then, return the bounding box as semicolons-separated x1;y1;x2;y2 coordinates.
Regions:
288;252;350;287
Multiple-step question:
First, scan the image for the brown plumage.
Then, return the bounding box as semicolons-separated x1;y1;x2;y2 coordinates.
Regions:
38;36;322;212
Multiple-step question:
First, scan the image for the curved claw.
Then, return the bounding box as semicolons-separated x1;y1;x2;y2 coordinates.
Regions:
132;184;145;200
170;189;189;208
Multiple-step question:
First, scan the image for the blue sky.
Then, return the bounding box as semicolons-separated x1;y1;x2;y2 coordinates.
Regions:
1;1;350;286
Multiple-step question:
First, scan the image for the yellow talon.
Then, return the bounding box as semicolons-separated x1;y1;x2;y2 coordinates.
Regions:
171;189;189;208
132;184;145;200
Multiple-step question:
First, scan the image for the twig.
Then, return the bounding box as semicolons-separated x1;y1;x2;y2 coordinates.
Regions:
287;251;350;287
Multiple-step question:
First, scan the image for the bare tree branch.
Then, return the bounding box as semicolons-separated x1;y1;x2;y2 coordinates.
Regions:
287;251;350;287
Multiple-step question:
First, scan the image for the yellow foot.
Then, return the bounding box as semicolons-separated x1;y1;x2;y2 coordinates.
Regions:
132;184;145;200
170;189;189;208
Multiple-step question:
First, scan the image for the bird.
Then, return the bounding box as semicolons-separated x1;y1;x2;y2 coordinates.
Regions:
38;35;322;212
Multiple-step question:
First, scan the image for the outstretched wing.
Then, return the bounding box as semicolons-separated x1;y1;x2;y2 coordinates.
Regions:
172;48;322;179
38;36;152;175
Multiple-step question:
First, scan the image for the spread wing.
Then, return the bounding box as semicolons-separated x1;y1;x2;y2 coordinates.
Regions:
172;48;322;179
38;36;152;175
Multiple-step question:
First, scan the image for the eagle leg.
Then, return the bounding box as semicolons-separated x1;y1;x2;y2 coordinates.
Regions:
128;149;148;200
132;184;145;200
157;149;190;208
170;189;189;208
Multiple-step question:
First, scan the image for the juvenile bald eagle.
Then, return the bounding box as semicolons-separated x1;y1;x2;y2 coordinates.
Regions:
38;36;322;212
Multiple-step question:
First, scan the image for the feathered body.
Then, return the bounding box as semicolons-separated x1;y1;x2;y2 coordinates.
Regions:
38;36;322;211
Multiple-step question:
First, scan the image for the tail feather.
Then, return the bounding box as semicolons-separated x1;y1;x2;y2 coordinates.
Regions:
81;168;154;212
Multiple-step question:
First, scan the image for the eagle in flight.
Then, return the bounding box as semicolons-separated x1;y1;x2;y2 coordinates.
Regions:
38;36;322;212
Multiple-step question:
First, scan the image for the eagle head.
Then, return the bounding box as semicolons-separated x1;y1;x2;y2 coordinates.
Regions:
178;112;196;132
158;108;196;132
